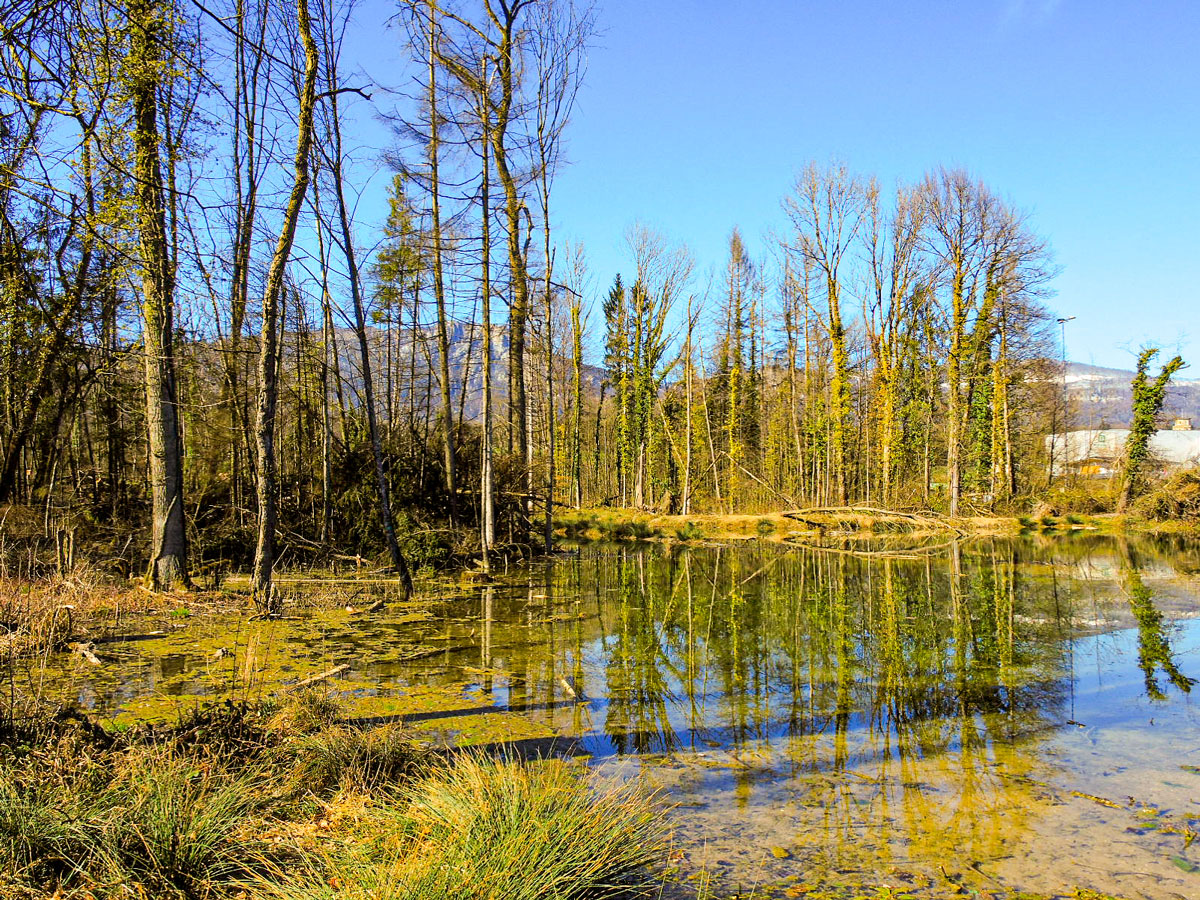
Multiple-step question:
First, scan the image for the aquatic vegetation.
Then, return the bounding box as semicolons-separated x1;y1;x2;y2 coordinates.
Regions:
6;536;1200;899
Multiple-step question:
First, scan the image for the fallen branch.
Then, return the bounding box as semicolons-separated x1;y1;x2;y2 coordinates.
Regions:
69;641;102;666
287;663;350;691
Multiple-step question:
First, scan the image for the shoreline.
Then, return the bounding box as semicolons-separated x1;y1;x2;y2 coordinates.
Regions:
552;505;1194;545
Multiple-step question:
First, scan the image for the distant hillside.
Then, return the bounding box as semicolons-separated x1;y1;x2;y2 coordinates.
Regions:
325;322;605;422
1068;361;1200;428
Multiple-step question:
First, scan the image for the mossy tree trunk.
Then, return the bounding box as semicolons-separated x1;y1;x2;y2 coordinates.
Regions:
127;0;188;589
1118;348;1184;513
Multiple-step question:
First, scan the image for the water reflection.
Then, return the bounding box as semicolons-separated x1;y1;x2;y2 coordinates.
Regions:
526;540;1075;765
1120;545;1195;700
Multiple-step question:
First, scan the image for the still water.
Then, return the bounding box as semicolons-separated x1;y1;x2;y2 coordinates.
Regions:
52;535;1200;898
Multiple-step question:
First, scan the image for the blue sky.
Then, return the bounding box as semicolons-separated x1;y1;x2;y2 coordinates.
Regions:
352;0;1199;370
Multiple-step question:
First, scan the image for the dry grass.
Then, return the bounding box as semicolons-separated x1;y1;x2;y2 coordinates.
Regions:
0;575;134;661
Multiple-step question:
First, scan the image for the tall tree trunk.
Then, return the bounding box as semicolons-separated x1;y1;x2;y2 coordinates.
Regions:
426;1;457;512
479;57;495;567
946;266;965;516
570;288;582;509
827;278;850;505
128;0;188;589
312;176;335;542
322;68;413;597
682;296;694;514
487;3;530;464
251;0;319;608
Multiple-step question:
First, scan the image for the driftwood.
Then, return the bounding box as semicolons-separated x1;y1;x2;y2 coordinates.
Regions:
69;641;102;666
287;664;350;692
344;597;387;614
396;644;472;663
558;676;588;702
782;506;966;535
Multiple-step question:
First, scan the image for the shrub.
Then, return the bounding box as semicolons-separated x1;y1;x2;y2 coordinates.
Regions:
674;521;704;541
1133;469;1200;521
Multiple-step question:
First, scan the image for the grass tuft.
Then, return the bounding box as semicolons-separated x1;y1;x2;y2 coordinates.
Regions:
262;754;666;900
99;750;266;895
0;765;91;885
285;722;420;797
268;690;341;737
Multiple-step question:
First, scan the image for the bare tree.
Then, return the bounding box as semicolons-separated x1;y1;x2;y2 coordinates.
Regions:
250;0;320;608
784;162;868;505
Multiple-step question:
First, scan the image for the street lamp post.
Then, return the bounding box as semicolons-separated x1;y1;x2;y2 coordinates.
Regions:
1055;316;1076;483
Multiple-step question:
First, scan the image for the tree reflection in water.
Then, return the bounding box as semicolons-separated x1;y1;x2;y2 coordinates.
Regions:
1120;544;1196;700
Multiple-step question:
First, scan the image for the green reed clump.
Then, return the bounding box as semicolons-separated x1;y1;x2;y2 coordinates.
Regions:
267;690;341;736
0;744;266;898
674;521;704;541
557;512;599;539
97;750;267;896
0;765;91;885
263;754;666;900
625;521;657;540
284;722;421;798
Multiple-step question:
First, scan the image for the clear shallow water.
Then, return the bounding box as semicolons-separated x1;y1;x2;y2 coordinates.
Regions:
39;534;1200;898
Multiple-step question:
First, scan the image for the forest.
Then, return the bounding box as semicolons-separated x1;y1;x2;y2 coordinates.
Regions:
0;0;1091;604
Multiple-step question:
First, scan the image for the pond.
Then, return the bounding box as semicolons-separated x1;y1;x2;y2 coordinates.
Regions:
33;534;1200;899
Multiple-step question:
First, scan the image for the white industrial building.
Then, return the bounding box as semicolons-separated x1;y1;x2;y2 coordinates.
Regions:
1050;425;1200;477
